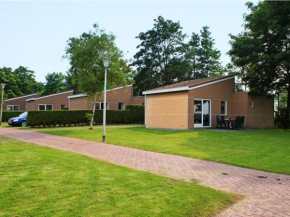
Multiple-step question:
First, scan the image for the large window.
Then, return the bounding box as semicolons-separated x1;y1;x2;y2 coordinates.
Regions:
221;101;227;115
38;104;53;110
7;105;19;111
118;103;125;110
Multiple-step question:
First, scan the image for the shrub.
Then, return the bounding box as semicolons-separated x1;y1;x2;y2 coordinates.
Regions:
275;107;290;129
2;111;25;122
27;105;144;127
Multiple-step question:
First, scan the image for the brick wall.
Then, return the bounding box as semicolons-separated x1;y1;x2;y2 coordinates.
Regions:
145;91;189;130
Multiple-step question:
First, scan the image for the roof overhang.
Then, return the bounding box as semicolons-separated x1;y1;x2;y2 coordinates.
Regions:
68;85;133;99
5;93;38;102
68;93;87;99
142;76;235;95
26;90;73;101
142;86;189;95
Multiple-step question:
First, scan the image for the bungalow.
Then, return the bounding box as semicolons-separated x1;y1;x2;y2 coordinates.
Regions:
4;93;38;111
26;90;73;110
68;85;144;110
143;75;274;130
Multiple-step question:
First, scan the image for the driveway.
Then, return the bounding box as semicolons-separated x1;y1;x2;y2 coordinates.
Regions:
0;127;289;217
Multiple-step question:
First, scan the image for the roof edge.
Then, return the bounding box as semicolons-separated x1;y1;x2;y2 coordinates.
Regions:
143;75;235;95
5;93;38;102
26;90;73;101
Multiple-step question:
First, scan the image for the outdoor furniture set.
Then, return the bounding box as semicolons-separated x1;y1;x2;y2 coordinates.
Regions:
216;115;245;130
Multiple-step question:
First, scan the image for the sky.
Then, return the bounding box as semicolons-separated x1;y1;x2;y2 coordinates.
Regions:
0;0;259;83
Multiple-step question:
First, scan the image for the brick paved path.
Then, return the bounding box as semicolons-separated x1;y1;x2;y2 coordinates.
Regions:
0;127;289;217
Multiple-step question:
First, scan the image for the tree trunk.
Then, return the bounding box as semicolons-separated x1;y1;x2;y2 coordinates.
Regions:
89;95;97;130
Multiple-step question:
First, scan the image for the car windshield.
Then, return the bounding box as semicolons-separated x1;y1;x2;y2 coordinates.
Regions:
19;112;27;118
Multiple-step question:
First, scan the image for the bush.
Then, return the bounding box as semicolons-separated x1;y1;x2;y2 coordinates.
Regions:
2;111;25;122
275;107;290;129
27;105;144;127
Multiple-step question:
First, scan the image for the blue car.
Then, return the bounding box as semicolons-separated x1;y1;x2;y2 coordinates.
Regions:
8;112;28;127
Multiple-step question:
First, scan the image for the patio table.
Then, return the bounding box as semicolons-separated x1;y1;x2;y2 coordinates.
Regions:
224;119;236;129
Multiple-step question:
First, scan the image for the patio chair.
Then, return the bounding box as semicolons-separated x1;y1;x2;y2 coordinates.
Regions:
234;116;241;130
240;116;245;129
221;115;226;128
216;115;222;128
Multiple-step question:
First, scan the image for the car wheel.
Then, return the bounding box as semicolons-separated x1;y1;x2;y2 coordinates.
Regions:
21;121;27;127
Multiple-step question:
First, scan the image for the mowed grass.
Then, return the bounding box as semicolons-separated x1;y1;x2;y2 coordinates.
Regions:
27;125;290;174
0;137;237;217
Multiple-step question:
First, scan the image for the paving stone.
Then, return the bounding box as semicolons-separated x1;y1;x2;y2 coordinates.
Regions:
1;127;290;217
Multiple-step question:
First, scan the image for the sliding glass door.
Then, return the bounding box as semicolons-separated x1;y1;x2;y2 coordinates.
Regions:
194;99;211;128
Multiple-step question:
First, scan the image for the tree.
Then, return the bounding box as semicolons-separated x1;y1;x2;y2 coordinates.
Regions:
228;1;290;127
131;16;186;95
64;24;131;129
43;72;66;95
184;33;200;79
198;26;222;78
13;66;44;94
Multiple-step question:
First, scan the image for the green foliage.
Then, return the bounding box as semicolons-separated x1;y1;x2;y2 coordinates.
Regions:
0;66;44;100
2;111;24;122
43;72;67;95
275;107;290;129
27;105;144;127
228;1;290;124
131;16;187;95
64;24;132;97
131;17;223;95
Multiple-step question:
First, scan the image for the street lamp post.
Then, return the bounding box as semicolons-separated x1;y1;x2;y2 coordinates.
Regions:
102;57;110;142
0;83;6;126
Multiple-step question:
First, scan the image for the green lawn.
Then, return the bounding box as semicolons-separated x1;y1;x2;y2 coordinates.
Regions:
26;125;290;175
0;137;236;217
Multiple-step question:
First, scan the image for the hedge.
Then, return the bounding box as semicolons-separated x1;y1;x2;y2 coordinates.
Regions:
27;105;144;127
2;111;25;122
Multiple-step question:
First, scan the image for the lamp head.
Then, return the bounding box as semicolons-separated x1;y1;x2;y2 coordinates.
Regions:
1;83;6;89
102;57;110;68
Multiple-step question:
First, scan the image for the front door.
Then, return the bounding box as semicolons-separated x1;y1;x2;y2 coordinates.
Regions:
194;99;211;128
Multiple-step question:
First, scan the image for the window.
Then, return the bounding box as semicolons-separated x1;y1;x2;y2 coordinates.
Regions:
251;100;254;109
221;101;227;115
7;105;19;111
91;102;100;110
38;104;53;110
118;103;125;110
100;103;109;110
61;105;66;110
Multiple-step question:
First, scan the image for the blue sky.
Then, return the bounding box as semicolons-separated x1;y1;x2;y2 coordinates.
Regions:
0;1;258;82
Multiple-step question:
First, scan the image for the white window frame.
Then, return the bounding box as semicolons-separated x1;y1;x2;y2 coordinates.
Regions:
118;102;125;110
100;102;109;110
221;100;227;115
38;104;53;111
7;105;19;111
194;98;212;128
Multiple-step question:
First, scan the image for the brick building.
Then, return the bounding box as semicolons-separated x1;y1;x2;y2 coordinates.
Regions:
143;75;274;129
4;93;38;111
26;90;73;111
68;85;144;110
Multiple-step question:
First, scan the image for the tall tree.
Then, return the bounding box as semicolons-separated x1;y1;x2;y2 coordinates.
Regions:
228;1;290;126
198;26;222;78
64;24;131;129
13;66;44;94
131;16;186;95
184;33;200;79
43;72;66;95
